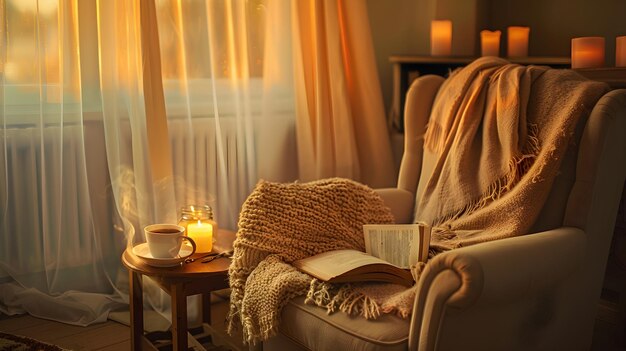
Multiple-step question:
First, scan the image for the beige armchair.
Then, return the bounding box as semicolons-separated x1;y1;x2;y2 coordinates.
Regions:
262;74;626;351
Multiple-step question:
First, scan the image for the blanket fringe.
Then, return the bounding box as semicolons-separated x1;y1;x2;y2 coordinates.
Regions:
241;315;277;346
306;279;337;312
305;279;381;320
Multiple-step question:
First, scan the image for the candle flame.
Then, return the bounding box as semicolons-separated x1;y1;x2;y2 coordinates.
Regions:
197;220;202;226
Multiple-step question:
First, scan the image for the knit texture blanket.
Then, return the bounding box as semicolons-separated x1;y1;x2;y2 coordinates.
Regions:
416;57;608;253
227;178;394;344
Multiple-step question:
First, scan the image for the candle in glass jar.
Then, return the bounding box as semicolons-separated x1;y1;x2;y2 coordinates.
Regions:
571;37;605;69
507;26;530;57
481;30;501;57
616;36;626;67
187;220;213;253
431;20;452;56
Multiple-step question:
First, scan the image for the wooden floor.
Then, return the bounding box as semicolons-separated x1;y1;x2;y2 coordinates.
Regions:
0;300;245;351
0;300;623;351
0;313;136;350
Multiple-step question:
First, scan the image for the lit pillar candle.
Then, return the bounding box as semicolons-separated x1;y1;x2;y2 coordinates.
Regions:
431;20;452;56
481;30;501;57
187;220;213;253
507;26;530;57
616;36;626;67
571;37;605;69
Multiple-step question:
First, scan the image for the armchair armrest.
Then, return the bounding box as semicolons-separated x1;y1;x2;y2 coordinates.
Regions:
374;188;415;224
408;227;587;351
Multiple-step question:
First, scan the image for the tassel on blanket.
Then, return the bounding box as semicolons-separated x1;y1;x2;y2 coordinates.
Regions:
305;279;336;312
305;279;382;319
337;285;381;319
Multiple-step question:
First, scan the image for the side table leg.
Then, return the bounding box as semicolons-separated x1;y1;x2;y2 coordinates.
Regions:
202;292;211;325
171;283;188;351
129;271;144;351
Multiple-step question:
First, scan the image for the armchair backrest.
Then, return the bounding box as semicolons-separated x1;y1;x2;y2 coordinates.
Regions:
397;75;443;198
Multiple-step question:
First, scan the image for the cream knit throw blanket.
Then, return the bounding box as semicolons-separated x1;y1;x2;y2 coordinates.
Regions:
416;57;609;252
227;178;394;344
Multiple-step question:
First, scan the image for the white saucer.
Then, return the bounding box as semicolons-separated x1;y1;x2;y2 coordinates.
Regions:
132;242;194;267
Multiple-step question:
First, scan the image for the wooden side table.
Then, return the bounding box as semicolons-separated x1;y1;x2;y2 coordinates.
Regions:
122;230;234;351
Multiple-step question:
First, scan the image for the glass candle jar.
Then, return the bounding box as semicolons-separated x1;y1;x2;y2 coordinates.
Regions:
178;204;218;253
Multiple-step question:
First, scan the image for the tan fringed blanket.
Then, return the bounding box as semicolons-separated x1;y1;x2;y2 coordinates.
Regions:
416;57;608;252
228;57;609;345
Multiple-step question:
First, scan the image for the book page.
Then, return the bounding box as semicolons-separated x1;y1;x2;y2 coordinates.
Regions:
293;249;413;286
363;224;431;268
293;249;396;281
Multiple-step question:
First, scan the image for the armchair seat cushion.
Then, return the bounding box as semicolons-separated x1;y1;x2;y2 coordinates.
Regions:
268;296;409;351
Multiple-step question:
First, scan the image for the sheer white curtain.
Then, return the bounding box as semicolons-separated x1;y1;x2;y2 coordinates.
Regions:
97;0;177;249
0;0;390;326
154;0;297;230
0;0;127;324
0;0;297;325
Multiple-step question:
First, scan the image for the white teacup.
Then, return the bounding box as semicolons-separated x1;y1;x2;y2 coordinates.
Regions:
145;224;196;259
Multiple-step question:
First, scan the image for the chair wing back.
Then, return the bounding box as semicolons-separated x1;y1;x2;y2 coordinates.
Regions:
397;75;444;197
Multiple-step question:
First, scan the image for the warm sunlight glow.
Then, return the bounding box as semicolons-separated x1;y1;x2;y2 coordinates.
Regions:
3;0;81;102
3;61;21;81
11;0;57;16
156;0;265;81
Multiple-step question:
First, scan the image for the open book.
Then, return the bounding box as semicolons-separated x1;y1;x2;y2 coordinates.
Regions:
292;224;431;287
